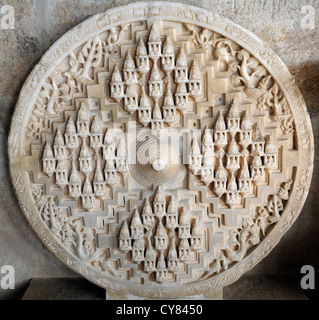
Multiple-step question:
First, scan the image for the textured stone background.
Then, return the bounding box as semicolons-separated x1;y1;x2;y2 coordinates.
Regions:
0;0;318;299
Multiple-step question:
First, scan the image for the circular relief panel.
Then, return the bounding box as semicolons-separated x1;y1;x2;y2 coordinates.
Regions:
8;2;314;298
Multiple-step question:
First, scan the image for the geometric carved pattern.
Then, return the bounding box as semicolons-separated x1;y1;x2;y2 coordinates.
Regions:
9;3;313;298
42;105;128;211
119;186;207;283
110;25;202;129
189;105;279;209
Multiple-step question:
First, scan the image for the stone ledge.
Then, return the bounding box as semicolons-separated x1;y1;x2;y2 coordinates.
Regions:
21;278;105;300
21;275;307;300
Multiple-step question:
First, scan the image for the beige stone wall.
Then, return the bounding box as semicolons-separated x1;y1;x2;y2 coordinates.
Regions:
0;0;318;299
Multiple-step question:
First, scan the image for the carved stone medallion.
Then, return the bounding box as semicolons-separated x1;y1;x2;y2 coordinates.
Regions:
8;2;314;298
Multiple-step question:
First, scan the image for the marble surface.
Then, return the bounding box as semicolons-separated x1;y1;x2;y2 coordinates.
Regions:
0;0;318;300
21;276;307;300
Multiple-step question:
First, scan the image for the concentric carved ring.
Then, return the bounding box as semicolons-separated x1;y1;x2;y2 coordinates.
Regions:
129;134;185;188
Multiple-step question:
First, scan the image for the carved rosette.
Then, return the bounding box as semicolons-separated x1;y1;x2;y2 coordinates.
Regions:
8;3;313;298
